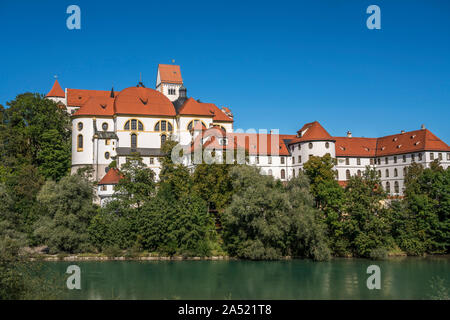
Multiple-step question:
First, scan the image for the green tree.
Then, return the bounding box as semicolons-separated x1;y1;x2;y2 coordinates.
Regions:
33;173;96;253
114;153;156;209
222;165;330;261
343;167;393;258
401;161;449;254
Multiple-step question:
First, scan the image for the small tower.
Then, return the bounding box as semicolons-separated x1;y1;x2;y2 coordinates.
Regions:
46;77;67;108
156;64;183;101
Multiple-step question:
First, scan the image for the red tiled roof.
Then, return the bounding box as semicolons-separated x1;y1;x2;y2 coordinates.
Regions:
46;79;65;98
73;96;115;117
289;121;334;144
158;64;183;84
375;129;450;156
67;89;117;107
113;87;176;116
190;128;296;156
335;137;378;157
179;98;233;122
98;168;122;185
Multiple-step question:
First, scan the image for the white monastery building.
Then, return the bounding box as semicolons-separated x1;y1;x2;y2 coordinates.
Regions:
45;64;450;205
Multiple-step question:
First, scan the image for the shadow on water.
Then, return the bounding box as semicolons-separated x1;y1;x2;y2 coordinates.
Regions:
43;256;450;300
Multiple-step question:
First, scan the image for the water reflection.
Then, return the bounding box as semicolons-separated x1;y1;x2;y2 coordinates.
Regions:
43;256;450;300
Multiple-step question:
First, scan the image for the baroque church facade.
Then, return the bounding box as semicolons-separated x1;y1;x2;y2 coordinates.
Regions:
45;64;450;205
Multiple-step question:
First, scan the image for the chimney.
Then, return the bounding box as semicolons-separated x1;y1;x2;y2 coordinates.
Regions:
401;130;405;134
421;124;425;130
347;131;352;138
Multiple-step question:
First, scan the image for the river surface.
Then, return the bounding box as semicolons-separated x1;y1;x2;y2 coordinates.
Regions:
43;256;449;299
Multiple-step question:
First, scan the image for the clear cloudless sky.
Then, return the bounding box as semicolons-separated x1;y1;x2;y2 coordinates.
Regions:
0;0;449;141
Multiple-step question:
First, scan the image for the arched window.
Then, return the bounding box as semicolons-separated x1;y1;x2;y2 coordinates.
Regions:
378;170;382;177
418;153;423;161
325;142;329;149
77;122;83;131
154;120;173;132
385;169;389;177
394;168;398;177
394;181;399;194
281;169;285;180
346;169;351;180
161;134;167;145
308;142;313;149
77;134;83;151
131;133;137;149
385;182;390;193
187;120;206;131
357;170;361;177
403;167;407;176
268;169;272;176
124;119;144;131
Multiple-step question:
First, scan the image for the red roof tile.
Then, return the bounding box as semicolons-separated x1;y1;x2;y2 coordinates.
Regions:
179;98;233;122
289;121;334;144
98;168;122;185
190;129;296;156
67;89;117;107
335;137;378;157
73;96;115;117
158;64;183;84
113;87;176;117
46;79;65;98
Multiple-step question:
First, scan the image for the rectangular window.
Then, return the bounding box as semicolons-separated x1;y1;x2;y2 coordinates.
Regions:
150;157;154;165
357;158;361;166
385;157;388;164
298;155;301;163
447;153;450;161
100;185;107;191
438;153;443;160
370;158;374;165
412;154;415;162
281;157;285;164
430;153;435;160
292;157;295;164
345;158;350;165
403;155;406;162
105;139;110;145
393;156;397;164
268;157;272;164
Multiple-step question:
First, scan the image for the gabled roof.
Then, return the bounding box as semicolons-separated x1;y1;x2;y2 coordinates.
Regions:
375;129;450;156
289;121;335;144
46;79;65;98
73;96;115;117
179;98;233;122
98;168;122;185
158;64;183;84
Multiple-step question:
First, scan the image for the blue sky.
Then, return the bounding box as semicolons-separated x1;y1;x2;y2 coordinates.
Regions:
1;0;449;142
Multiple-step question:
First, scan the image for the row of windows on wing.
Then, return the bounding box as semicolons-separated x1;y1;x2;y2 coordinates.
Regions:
340;152;449;166
76;132;168;152
290;142;330;152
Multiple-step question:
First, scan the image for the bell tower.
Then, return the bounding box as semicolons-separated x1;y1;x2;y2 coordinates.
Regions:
156;64;183;101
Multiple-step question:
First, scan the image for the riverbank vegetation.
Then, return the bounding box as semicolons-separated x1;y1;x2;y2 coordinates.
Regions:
1;94;449;279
